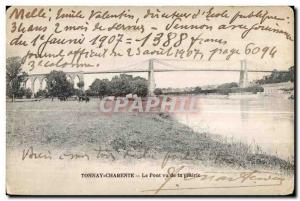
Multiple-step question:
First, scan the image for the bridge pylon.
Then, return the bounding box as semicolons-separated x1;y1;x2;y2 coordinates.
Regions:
148;59;156;96
239;59;248;88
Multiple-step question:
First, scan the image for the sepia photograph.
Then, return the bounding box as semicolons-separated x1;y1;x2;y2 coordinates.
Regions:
5;5;295;196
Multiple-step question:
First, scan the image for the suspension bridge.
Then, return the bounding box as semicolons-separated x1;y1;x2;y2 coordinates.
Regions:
25;58;288;97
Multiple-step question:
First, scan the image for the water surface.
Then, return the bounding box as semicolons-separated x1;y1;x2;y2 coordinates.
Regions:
173;96;294;159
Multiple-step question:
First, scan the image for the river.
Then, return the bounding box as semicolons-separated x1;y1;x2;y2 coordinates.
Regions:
173;95;294;160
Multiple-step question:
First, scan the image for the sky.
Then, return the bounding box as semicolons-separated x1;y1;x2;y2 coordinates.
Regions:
6;6;294;91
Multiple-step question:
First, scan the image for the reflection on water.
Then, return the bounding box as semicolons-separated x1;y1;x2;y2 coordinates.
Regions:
173;96;294;160
240;99;249;120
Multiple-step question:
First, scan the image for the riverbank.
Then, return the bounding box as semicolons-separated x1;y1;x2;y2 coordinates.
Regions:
7;101;293;173
262;82;294;99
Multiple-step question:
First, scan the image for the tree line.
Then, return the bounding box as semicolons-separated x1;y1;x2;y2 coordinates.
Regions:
255;66;294;84
86;74;148;97
7;56;294;101
6;57;149;101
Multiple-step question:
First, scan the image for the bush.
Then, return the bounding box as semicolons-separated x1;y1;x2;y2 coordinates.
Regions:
24;88;32;98
15;87;26;98
34;89;47;98
154;88;163;96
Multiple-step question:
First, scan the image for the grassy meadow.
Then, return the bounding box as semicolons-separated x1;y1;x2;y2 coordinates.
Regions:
6;99;294;172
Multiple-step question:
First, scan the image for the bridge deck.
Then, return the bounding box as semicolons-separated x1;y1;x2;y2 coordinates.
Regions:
27;69;287;76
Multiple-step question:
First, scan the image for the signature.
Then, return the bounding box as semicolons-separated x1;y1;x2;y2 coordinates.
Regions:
142;152;285;194
20;146;287;195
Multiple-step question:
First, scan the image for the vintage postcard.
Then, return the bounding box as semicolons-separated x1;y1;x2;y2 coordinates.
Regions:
6;6;294;195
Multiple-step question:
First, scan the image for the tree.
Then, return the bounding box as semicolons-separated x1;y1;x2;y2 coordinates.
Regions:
288;66;294;82
217;82;238;89
6;57;28;101
74;88;83;97
15;87;26;98
154;88;163;96
85;89;94;96
46;70;74;98
255;67;295;84
24;88;32;98
193;87;202;94
35;89;47;98
88;74;149;97
77;81;84;90
89;78;110;98
110;74;132;96
131;79;148;97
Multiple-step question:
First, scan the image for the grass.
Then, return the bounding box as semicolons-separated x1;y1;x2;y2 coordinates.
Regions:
6;99;294;173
